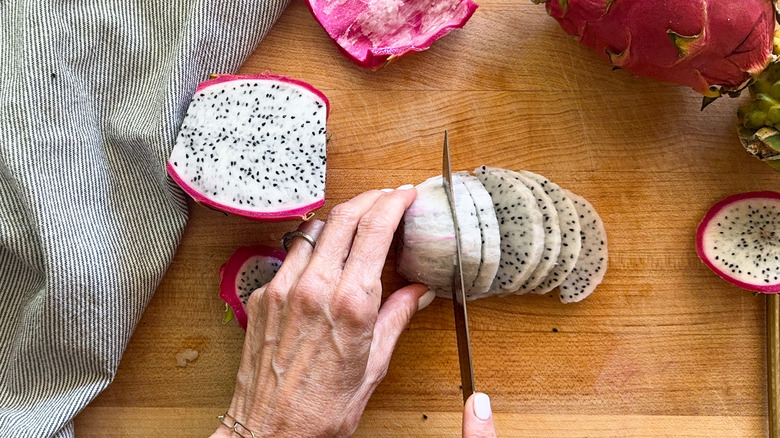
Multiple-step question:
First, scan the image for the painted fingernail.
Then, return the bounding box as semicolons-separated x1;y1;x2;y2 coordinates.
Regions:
396;184;414;190
417;289;436;310
380;188;394;192
473;393;492;421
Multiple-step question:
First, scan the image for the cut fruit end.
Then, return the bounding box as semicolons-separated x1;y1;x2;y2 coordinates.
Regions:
696;191;780;293
219;245;286;330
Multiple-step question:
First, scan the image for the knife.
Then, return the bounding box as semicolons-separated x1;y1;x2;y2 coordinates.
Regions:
441;130;476;404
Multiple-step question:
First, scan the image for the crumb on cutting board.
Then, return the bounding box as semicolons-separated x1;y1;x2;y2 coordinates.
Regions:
176;348;199;367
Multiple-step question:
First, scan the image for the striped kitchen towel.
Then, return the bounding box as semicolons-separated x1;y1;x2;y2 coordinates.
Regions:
0;0;290;436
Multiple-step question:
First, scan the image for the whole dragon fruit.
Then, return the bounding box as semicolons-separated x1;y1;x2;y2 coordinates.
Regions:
537;0;776;99
306;0;478;69
168;73;329;221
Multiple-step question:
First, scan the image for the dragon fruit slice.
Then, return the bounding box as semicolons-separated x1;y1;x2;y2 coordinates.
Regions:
306;0;478;69
474;165;545;295
520;170;582;296
167;73;329;221
219;244;286;330
537;0;775;99
696;191;780;293
397;174;482;295
497;169;562;296
559;190;608;303
459;172;501;298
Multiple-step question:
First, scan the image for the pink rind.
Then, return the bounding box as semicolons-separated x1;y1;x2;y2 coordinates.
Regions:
219;244;287;331
196;73;330;118
167;162;325;222
696;190;780;294
304;0;478;70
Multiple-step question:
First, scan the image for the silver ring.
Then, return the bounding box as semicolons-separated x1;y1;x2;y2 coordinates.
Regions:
282;230;316;252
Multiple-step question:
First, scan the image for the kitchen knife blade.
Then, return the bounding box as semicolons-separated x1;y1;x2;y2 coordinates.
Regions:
441;130;476;404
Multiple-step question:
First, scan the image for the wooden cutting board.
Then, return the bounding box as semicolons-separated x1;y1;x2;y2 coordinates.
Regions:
75;1;779;436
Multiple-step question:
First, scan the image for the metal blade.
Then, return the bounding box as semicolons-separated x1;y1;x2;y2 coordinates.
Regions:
441;130;475;404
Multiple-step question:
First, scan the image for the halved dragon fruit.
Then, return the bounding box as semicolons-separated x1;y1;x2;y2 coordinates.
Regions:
168;73;329;221
305;0;478;69
696;191;780;293
219;244;286;330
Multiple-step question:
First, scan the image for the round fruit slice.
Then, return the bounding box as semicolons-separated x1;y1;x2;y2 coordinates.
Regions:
696;191;780;293
559;190;608;303
459;173;501;298
219;244;286;330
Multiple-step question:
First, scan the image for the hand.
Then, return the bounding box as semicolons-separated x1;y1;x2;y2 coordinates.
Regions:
463;392;497;438
212;187;435;438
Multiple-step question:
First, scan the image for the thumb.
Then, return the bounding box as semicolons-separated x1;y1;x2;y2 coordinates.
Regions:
463;393;497;438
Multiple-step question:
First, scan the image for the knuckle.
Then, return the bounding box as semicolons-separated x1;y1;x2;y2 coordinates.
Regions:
327;203;363;226
259;282;287;308
357;211;395;237
331;291;376;328
289;273;329;315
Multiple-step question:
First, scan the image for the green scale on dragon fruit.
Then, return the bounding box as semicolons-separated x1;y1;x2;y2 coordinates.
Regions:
696;191;780;293
168;73;329;221
219;244;286;331
474;166;545;295
396;174;482;297
558;190;608;304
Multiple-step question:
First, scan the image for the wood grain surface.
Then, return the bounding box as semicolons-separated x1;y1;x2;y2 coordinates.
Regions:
75;1;780;436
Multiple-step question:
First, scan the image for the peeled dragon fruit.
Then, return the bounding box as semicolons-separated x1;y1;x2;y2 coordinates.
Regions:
396;165;608;303
306;0;478;69
168;73;329;221
696;191;780;293
537;0;776;99
219;244;286;330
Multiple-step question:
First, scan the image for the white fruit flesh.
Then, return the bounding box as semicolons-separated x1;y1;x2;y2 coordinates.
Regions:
459;173;501;298
397;175;481;294
559;190;608;303
521;171;582;295
498;169;561;295
168;77;327;220
474;166;545;294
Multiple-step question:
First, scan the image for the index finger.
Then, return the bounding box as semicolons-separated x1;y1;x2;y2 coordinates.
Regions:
340;186;417;304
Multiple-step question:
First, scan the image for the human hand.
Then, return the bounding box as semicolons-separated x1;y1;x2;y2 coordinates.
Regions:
212;187;436;438
463;392;497;437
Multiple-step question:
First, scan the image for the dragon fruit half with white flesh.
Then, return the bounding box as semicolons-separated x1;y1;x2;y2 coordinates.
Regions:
168;73;329;221
219;244;286;330
306;0;478;69
696;191;780;293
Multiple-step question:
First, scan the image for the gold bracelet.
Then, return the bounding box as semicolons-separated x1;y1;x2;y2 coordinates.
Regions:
217;412;257;438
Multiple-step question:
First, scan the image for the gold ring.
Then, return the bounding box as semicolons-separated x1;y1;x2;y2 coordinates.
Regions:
282;230;316;251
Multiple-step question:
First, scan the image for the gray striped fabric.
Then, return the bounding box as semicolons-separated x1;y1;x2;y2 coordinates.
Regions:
0;0;290;436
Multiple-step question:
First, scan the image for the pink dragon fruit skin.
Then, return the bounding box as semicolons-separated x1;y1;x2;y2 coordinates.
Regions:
306;0;478;69
219;244;287;331
542;0;776;97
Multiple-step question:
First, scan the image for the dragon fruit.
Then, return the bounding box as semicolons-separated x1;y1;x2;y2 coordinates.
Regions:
696;191;780;293
396;166;607;303
396;174;483;295
460;173;501;297
474;166;545;294
738;57;780;171
502;169;562;295
537;0;776;99
219;244;286;330
167;73;329;221
521;170;582;296
558;190;608;303
305;0;478;69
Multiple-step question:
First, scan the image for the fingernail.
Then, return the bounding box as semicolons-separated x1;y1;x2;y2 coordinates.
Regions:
473;393;491;421
396;184;414;190
380;188;394;192
417;289;436;310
